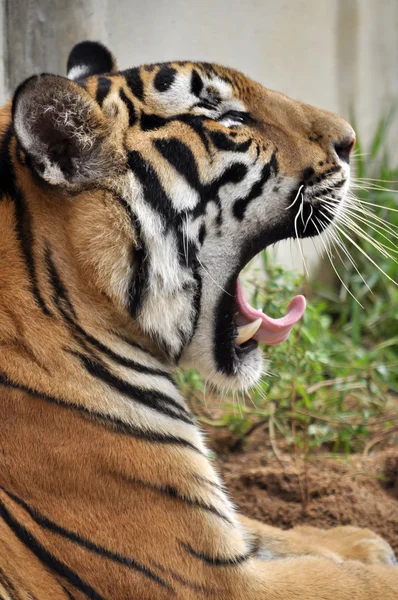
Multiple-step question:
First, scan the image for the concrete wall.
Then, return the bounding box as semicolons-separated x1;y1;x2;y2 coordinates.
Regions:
0;0;5;105
1;0;398;271
5;0;109;94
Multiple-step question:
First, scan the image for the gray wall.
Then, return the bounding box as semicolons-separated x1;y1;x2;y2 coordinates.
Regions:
0;0;5;104
1;0;398;270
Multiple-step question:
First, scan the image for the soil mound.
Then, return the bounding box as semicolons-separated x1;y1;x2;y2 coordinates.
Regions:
213;442;398;553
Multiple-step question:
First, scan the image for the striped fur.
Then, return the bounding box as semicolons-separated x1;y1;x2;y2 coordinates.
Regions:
0;41;397;599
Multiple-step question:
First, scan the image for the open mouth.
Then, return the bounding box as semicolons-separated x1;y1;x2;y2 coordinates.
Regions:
230;181;346;354
213;250;310;378
234;279;306;350
211;180;348;378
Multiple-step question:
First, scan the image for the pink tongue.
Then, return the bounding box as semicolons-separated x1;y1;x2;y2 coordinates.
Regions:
235;279;306;345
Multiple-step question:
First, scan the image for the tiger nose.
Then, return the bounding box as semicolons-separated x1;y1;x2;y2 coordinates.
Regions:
333;132;356;164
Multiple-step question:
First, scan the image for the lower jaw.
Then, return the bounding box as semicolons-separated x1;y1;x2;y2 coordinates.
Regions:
213;311;263;385
213;279;303;380
235;337;259;357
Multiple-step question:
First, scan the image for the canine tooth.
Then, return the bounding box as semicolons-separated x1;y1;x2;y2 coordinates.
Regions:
235;318;262;345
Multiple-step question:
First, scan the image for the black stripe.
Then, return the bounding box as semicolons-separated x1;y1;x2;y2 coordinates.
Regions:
0;125;17;199
140;112;168;131
44;245;78;320
112;331;156;358
0;488;173;592
193;99;219;110
154;137;248;198
110;196;150;321
71;351;193;424
180;269;202;359
0;127;51;316
0;567;17;600
140;112;211;153
173;114;213;154
219;110;255;126
16;141;26;166
73;322;174;381
118;476;231;522
95;77;112;107
119;89;137;127
193;475;224;492
0;496;105;600
153;138;248;220
127;210;148;319
182;542;253;566
12;180;52;316
44;245;174;382
60;583;77;600
123;68;144;101
127;148;201;294
190;70;204;97
0;372;201;452
233;152;278;220
213;272;238;375
151;561;212;594
154;138;201;191
128;150;178;225
205;163;248;197
154;66;177;92
130;140;247;260
198;223;206;246
136;138;247;261
209;131;252;153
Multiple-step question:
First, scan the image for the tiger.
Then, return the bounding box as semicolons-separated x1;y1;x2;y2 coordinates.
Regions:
0;39;397;599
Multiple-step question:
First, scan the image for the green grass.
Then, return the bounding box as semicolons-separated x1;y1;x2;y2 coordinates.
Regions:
179;115;398;456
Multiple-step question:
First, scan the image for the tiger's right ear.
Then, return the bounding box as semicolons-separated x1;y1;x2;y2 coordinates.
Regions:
67;41;118;81
12;74;120;186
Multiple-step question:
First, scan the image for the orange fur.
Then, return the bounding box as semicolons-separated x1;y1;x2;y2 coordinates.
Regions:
0;50;397;599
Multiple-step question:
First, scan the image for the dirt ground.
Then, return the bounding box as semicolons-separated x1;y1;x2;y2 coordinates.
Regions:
206;428;398;554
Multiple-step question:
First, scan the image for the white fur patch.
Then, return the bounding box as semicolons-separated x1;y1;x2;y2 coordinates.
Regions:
68;64;90;81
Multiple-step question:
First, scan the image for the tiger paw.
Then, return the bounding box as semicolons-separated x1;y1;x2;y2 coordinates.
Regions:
294;525;397;566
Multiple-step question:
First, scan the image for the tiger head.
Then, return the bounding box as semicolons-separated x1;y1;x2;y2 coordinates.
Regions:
11;41;355;391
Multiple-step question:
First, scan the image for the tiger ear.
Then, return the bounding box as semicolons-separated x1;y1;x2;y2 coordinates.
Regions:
67;41;118;81
12;74;115;186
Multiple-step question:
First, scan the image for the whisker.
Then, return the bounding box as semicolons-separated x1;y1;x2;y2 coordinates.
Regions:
352;176;398;184
183;216;189;267
350;182;398;195
300;194;306;227
303;204;313;232
196;256;233;296
325;209;398;262
312;217;363;306
322;193;398;236
344;198;398;238
294;196;309;276
345;191;398;221
285;184;304;210
321;198;398;253
318;211;373;294
345;194;398;214
328;219;398;286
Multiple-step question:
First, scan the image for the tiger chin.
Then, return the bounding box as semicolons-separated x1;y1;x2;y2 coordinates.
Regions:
0;41;396;599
